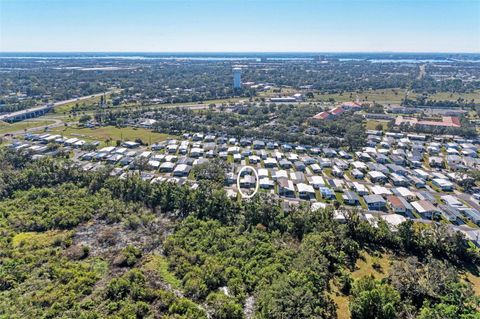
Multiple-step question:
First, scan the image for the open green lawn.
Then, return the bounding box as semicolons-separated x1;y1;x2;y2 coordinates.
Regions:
54;96;106;113
351;251;392;280
365;119;390;131
50;125;174;145
314;88;408;104
310;88;480;105
0;120;56;135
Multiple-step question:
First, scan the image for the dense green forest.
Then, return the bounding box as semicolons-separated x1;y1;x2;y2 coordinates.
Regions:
0;149;479;318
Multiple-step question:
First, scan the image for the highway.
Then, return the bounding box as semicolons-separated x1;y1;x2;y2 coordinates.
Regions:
0;90;120;122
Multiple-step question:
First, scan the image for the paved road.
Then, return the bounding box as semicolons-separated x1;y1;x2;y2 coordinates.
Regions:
5;118;66;136
52;90;120;107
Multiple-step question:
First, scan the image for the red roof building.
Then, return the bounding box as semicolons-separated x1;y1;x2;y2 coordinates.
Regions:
395;116;461;128
329;107;345;116
341;101;362;109
312;111;331;120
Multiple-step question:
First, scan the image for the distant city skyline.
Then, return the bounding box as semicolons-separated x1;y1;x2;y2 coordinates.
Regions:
1;0;479;53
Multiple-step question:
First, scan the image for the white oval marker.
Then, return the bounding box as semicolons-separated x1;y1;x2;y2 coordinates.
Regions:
236;165;259;199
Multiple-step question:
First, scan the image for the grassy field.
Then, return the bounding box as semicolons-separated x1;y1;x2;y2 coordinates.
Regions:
142;255;182;290
0;120;56;135
428;91;480;102
310;89;480;105
313;89;408;104
54;95;108;113
365;119;390;131
351;251;392;280
50;125;173;145
331;251;392;319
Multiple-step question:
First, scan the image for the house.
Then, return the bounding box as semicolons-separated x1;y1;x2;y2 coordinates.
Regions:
390;173;409;186
107;154;123;164
310;163;322;173
460;208;480;225
297;183;315;200
352;182;369;196
122;141;140;148
290;171;306;184
328;178;345;192
264;157;278;168
166;144;178;153
159;162;175;172
227;146;240;155
417;191;437;203
439;205;462;223
343;191;360;205
413;169;430;180
457;227;480;247
380;214;407;231
249;155;261;164
173;164;191;177
387;195;412;214
192;133;204;141
240;138;252;147
278;179;295;198
393;187;416;201
240;175;256;188
441;195;464;207
351;169;364;179
319;187;335;200
408;175;426;188
312;111;331;120
411;200;441;219
323;148;337;158
294;161;306;171
387;164;408;176
279;159;292;169
339;150;352;159
273;170;289;180
432;178;454;191
301;156;316;165
233;153;241;162
310;176;326;189
258;168;269;179
364;195;387;210
319;158;332;168
332;166;344;177
368;171;387;184
253;140;265;149
370;185;392;197
259;177;274;189
351;161;367;172
190;147;204;158
429;156;444;168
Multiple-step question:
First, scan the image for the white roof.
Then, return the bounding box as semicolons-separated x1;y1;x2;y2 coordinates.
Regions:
160;162;175;168
441;195;463;207
369;185;392;196
174;164;189;172
275;170;289;179
380;214;407;229
99;146;115;153
297;183;315;193
396;187;414;198
310;175;325;186
433;178;453;187
148;160;161;167
259;177;274;186
258;168;269;178
368;171;387;179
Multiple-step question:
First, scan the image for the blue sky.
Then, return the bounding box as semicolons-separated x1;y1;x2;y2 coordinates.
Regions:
1;0;479;52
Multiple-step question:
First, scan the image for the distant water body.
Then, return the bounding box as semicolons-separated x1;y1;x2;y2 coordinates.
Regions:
0;52;479;63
